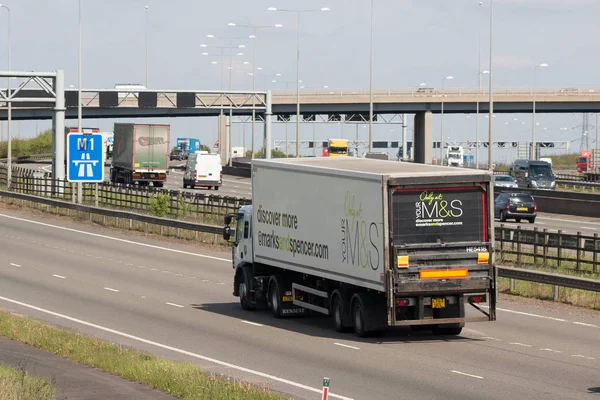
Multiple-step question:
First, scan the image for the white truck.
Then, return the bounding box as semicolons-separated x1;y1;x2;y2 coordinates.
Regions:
223;158;497;337
446;146;464;167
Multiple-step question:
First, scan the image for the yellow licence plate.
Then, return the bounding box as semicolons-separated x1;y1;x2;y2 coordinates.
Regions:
517;207;528;211
432;298;446;308
282;296;293;302
198;175;207;178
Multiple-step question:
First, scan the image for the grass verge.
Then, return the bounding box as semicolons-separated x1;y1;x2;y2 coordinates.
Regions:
497;251;600;310
0;310;288;400
0;364;55;400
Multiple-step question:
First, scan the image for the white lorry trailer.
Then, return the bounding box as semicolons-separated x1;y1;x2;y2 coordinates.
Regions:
223;158;497;337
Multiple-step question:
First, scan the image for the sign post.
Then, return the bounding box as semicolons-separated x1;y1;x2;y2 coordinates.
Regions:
322;377;330;400
67;132;105;204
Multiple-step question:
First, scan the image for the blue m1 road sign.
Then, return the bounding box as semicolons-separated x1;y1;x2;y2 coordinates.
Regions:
67;133;105;182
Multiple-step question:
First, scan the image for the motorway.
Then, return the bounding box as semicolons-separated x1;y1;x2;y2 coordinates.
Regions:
16;161;600;235
0;207;598;400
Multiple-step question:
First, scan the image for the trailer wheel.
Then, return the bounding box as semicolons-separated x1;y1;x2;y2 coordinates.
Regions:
332;295;351;333
352;297;367;337
268;277;283;318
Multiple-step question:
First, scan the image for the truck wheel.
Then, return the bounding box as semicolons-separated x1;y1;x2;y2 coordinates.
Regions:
352;297;367;337
239;272;253;311
214;186;220;191
268;278;283;318
332;295;351;333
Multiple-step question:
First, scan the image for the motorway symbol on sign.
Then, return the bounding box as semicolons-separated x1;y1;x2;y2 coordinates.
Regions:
67;133;105;182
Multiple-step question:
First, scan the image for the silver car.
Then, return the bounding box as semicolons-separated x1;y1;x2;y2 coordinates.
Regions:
494;174;518;188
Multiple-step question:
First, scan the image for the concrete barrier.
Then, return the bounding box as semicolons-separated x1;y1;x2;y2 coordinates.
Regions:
495;186;600;218
223;165;251;178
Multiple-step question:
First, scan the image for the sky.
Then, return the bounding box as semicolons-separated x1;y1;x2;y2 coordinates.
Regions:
0;0;598;163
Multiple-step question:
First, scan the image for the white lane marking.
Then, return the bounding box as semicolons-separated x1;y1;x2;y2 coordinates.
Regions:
9;263;21;268
241;320;264;327
573;322;599;328
104;287;119;293
480;337;500;341
451;370;484;380
150;268;158;271
540;348;562;353
42;166;52;173
0;295;353;400
571;355;595;360
538;216;600;226
176;273;183;277
480;305;567;322
510;342;532;347
162;270;172;274
165;302;184;308
535;222;546;225
52;274;66;279
581;227;597;231
0;214;230;263
334;343;360;350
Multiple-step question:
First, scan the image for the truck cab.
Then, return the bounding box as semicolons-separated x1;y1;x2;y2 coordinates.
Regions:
328;139;349;157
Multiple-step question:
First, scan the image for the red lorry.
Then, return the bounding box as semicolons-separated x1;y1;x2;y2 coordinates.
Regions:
577;150;592;173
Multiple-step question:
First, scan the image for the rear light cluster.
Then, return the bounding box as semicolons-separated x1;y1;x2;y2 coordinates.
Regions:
505;202;510;211
194;170;197;180
534;204;537;213
396;299;410;307
468;295;486;304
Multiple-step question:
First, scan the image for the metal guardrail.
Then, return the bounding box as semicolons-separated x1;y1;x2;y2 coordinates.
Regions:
497;266;600;293
0;188;597;296
0;189;222;235
0;153;52;163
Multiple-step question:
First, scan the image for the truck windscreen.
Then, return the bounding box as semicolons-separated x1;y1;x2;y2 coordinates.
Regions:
392;186;486;245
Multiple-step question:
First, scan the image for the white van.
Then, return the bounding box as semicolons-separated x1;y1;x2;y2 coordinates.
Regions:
183;152;222;190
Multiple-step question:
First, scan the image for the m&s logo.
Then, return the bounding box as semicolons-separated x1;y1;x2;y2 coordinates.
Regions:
415;191;463;220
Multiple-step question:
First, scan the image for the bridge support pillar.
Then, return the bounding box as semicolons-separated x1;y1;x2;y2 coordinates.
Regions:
413;111;432;164
217;112;227;166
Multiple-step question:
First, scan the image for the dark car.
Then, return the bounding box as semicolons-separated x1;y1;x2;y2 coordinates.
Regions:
170;149;187;161
494;192;537;223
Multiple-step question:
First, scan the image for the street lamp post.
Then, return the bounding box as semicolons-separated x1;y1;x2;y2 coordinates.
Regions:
268;6;330;158
145;5;149;88
488;0;494;171
0;4;11;187
227;23;282;159
368;0;374;153
476;70;489;168
531;62;548;160
201;44;245;90
440;75;453;165
77;0;83;203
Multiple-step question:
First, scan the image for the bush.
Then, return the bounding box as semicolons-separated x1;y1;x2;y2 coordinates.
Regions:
0;129;53;159
149;193;170;217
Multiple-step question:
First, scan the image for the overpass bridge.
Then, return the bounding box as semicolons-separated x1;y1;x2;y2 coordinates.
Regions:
1;70;598;178
1;86;600;121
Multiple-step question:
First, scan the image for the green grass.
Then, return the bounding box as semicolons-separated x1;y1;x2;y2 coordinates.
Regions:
497;250;600;309
0;364;55;400
0;311;288;400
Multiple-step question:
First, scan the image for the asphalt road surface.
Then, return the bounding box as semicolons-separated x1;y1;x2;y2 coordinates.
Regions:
0;207;597;400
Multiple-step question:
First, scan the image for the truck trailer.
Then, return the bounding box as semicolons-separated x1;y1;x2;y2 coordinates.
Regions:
223;157;497;337
110;123;170;187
